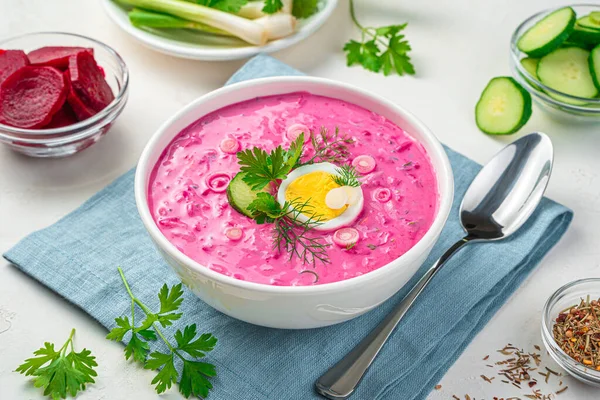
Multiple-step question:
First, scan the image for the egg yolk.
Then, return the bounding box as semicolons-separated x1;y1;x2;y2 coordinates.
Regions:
284;171;348;221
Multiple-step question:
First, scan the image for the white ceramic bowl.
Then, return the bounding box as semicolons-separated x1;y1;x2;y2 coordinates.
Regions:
135;77;454;329
102;0;338;61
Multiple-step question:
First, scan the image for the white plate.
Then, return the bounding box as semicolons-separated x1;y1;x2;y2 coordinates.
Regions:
101;0;338;61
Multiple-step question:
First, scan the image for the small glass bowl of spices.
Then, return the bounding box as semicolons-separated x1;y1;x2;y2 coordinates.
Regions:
542;278;600;387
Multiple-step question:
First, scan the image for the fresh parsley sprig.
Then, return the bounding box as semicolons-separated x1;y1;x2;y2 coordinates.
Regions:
107;268;217;399
16;328;98;400
344;0;415;76
332;164;361;187
247;193;330;265
237;133;303;190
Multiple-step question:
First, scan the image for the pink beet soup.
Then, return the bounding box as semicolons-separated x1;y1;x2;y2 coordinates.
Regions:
148;92;438;286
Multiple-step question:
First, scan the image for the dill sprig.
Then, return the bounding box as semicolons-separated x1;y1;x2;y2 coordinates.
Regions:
332;164;361;187
305;126;354;164
247;193;330;266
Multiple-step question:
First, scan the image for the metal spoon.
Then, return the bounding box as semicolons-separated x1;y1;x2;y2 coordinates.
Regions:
315;132;554;399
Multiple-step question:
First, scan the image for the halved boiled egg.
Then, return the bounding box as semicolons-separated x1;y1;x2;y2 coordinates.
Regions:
277;162;364;231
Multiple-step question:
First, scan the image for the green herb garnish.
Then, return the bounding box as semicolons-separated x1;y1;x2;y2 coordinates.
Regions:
344;0;415;76
299;269;319;283
262;0;283;14
107;268;217;398
16;328;98;400
194;0;249;13
292;0;319;18
248;193;330;265
305;127;354;165
332;164;361;187
237;133;304;190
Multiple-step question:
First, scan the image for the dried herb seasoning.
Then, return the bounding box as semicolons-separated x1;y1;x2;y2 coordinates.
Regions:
553;296;600;370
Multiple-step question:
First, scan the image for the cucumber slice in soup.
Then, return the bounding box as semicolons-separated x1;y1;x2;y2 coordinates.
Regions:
475;77;532;135
577;16;600;32
518;7;576;57
521;58;540;78
227;172;268;218
537;47;598;99
590;45;600;91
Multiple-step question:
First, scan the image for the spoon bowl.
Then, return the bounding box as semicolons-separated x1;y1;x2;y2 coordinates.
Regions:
461;133;554;240
316;132;554;399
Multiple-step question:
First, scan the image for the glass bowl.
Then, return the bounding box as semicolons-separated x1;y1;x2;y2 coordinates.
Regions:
542;278;600;386
510;4;600;121
0;32;129;157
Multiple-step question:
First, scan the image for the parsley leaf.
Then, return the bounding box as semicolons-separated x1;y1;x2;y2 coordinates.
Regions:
193;0;248;13
145;352;178;394
105;315;132;342
125;332;150;363
16;329;98;400
247;192;284;223
292;0;319;19
237;134;304;190
344;1;415;76
175;324;218;358
262;0;283;14
108;268;218;399
180;359;217;398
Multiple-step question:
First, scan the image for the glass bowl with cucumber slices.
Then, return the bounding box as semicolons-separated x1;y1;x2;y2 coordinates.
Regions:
510;4;600;120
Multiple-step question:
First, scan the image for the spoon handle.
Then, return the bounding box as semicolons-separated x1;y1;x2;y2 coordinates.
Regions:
315;236;474;400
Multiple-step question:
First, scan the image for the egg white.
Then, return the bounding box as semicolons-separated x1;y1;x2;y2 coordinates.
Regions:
277;162;364;231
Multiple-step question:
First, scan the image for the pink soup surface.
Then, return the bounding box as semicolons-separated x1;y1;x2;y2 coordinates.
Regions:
148;92;438;286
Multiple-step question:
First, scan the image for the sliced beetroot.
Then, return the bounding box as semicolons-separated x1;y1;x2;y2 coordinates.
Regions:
44;103;78;128
67;51;114;113
0;66;67;129
0;50;30;84
64;71;96;120
27;46;93;70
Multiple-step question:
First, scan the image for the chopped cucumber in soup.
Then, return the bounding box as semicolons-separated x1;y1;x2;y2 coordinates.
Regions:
577;16;600;32
227;172;267;218
517;7;576;57
590;45;600;91
521;58;540;78
537;47;598;99
475;77;532;135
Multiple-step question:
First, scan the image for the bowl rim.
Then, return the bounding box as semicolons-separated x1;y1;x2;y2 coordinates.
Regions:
0;31;130;139
101;0;339;61
541;277;600;380
134;76;454;294
510;4;600;109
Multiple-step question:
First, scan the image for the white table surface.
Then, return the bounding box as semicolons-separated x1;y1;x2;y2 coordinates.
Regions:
1;1;599;399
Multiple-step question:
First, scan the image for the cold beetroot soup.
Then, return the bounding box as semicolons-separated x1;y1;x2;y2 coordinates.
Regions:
148;92;438;286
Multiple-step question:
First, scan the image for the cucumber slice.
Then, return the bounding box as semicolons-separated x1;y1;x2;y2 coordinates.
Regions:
227;172;267;218
577;16;600;32
591;12;600;25
475;77;532;135
518;7;576;57
590;45;600;91
569;24;600;49
521;58;540;78
537;47;598;99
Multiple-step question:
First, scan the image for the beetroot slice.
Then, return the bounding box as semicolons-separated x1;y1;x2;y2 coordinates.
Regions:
28;46;93;70
0;50;30;84
68;51;114;112
44;103;78;128
64;71;96;121
0;66;67;129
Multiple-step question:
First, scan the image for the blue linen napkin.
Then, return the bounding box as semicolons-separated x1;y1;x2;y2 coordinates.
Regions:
4;54;573;400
